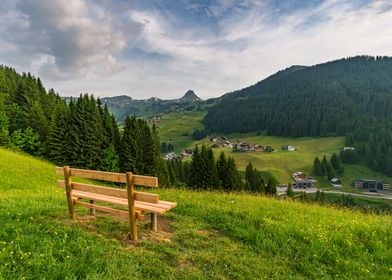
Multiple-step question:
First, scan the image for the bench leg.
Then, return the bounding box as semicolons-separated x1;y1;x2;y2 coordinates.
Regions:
89;200;95;216
150;213;157;232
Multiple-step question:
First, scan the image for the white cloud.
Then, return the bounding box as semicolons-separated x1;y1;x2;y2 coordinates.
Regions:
0;0;391;99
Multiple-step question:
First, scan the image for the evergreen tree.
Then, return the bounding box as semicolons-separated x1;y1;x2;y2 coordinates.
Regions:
330;153;341;170
321;155;328;175
286;183;294;197
312;157;322;176
266;178;277;195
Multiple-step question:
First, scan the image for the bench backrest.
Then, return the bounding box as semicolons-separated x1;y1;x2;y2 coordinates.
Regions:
55;166;159;204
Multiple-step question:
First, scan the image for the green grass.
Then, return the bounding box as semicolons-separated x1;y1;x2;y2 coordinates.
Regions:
1;147;392;279
157;111;205;153
307;192;392;212
192;134;345;183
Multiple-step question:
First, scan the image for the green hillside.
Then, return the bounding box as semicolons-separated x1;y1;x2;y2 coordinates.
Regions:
1;147;392;279
157;111;205;153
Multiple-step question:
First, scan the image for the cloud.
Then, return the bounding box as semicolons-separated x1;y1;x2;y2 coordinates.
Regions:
0;0;391;99
1;0;128;79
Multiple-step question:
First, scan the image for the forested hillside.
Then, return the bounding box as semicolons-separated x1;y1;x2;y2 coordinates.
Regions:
0;66;168;183
204;56;392;175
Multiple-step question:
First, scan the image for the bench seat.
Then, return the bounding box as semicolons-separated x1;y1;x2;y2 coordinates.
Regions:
72;190;176;214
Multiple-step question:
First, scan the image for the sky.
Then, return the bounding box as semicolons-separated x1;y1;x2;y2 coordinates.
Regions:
0;0;391;99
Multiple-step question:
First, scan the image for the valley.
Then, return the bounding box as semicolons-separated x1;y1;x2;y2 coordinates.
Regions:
156;111;392;190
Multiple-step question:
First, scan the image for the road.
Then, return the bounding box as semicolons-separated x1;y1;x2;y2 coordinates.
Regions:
277;187;392;200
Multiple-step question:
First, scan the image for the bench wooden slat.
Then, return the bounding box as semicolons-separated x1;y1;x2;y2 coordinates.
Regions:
70;168;127;183
72;182;127;198
134;191;159;204
157;200;177;207
136;200;175;211
72;190;167;214
74;200;129;219
58;180;160;204
133;175;158;188
57;167;158;187
74;200;145;221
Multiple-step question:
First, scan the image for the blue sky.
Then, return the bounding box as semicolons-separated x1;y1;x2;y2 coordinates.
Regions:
0;0;391;99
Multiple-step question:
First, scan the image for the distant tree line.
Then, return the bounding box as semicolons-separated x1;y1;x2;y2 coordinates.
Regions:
164;145;277;194
192;129;208;140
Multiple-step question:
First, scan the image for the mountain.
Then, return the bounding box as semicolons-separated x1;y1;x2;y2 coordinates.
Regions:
204;56;392;136
179;90;201;102
98;90;203;121
203;55;392;176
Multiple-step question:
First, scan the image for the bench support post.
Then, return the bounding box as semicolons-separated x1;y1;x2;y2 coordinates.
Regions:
64;166;75;220
89;200;95;216
126;172;138;241
150;213;157;231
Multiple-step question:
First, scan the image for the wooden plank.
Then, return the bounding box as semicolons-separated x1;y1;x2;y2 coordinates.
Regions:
72;190;128;206
134;201;167;214
74;200;129;219
72;182;128;199
133;175;158;188
70;168;126;183
55;166;63;175
72;190;166;214
158;200;177;207
64;166;75;220
134;191;159;204
60;181;160;204
126;172;138;241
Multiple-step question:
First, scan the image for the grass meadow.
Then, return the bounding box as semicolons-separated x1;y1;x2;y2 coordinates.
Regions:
1;147;392;279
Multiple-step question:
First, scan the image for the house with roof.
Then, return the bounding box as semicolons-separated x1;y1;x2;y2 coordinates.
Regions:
282;145;296;152
330;178;342;187
353;179;389;192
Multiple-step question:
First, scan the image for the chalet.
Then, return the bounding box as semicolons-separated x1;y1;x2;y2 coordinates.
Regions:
255;145;264;152
265;146;274;152
353;179;389;192
164;152;179;161
293;179;316;189
330;178;342;187
343;147;355;152
282;145;296;152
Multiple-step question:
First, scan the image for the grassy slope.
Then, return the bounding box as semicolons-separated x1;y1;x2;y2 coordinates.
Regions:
1;147;392;279
157;111;204;153
194;134;344;183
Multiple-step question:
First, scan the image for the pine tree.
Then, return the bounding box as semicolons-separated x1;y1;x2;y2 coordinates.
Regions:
47;103;70;165
245;162;255;192
312;157;322;176
286;183;294;197
216;152;227;189
330;153;341;170
321;155;328;175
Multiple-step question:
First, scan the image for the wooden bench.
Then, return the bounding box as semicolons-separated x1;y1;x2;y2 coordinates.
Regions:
56;166;176;240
